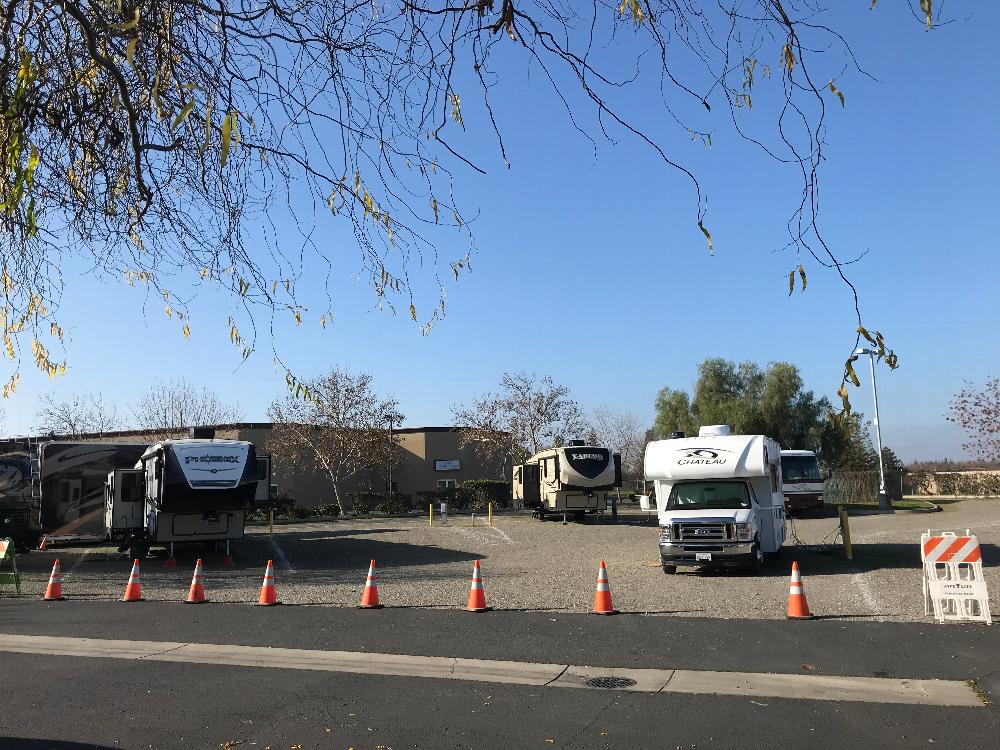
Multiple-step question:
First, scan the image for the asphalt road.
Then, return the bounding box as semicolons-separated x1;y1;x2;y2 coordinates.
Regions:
1;600;997;749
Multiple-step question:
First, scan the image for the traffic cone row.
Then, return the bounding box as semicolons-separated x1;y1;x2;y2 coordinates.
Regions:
38;553;818;618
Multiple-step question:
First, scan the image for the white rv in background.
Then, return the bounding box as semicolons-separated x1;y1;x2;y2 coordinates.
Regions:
780;449;825;514
644;425;786;574
513;441;622;521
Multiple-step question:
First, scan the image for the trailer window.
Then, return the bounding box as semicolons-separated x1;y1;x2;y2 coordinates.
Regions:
121;473;143;503
667;481;752;510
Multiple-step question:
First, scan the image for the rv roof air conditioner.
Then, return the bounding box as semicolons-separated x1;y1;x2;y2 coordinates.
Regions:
669;431;686;439
698;425;732;438
189;426;216;440
567;439;586;447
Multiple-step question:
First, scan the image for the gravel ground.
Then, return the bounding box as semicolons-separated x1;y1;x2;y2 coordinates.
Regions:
4;499;998;622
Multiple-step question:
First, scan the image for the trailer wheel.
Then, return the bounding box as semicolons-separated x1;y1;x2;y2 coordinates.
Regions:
662;564;677;574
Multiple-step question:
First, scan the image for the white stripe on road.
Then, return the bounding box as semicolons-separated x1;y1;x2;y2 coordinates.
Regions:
0;634;982;707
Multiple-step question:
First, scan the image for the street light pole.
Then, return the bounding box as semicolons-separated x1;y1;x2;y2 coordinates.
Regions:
854;347;893;513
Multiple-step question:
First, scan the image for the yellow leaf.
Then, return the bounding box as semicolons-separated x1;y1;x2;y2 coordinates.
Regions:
319;314;327;329
828;80;845;107
171;100;195;131
126;38;138;68
238;277;249;296
920;0;932;30
182;324;191;340
798;264;807;291
431;197;439;223
698;220;713;255
856;326;877;345
164;305;172;318
788;270;795;296
781;42;796;76
844;359;861;388
292;309;302;326
409;303;417;322
109;8;140;31
221;111;232;166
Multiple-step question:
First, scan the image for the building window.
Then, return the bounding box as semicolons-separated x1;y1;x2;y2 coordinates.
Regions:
437;479;457;490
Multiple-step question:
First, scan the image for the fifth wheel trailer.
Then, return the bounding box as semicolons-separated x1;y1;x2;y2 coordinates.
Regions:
105;438;272;558
512;441;622;520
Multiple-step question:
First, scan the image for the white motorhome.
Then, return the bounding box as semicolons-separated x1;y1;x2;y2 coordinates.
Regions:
105;438;271;558
644;426;786;573
780;449;825;514
512;441;622;521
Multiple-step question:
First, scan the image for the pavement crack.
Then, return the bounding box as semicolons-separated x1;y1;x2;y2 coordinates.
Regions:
543;665;570;687
658;669;677;692
137;643;192;660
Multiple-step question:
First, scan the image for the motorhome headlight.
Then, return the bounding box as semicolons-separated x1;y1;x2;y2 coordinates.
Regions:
735;523;753;542
659;526;671;543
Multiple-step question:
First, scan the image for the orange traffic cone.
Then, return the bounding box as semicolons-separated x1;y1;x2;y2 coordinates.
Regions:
37;535;49;551
786;561;815;620
185;559;207;604
465;560;489;612
121;559;144;602
593;560;618;615
256;560;280;606
358;559;383;609
44;559;65;601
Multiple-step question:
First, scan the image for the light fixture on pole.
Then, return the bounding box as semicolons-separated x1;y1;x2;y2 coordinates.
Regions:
850;347;893;513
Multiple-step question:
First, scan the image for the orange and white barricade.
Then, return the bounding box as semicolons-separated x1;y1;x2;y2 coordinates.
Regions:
921;530;991;625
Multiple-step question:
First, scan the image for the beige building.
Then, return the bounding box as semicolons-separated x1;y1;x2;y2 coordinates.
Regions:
3;424;508;508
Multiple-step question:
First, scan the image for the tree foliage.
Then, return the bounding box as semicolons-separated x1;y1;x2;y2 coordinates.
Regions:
34;391;122;435
452;371;589;464
653;357;879;469
267;367;403;513
0;0;935;402
130;377;242;436
948;377;1000;463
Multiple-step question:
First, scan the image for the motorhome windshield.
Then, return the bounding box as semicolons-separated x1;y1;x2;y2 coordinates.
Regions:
782;456;821;482
667;481;752;510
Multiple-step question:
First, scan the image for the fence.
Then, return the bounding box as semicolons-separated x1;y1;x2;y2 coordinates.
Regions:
905;470;1000;497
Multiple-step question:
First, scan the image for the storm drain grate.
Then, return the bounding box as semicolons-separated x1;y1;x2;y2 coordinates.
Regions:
585;676;637;690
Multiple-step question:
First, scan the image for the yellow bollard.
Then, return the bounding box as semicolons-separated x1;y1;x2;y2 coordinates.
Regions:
488;502;493;527
839;506;853;560
429;503;433;527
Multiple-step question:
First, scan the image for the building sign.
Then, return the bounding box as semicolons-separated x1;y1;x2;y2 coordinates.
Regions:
435;459;461;472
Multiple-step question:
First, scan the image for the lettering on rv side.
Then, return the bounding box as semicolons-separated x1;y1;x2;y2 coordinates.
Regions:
676;447;730;466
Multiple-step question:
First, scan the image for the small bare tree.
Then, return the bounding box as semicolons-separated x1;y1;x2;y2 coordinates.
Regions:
131;378;243;438
267;368;403;514
34;392;123;436
948;378;1000;463
452;372;589;465
592;406;646;479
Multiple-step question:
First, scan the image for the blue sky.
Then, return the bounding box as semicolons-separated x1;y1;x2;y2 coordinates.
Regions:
4;4;997;461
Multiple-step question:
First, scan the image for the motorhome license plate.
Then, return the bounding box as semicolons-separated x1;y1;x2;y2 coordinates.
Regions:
696;552;712;562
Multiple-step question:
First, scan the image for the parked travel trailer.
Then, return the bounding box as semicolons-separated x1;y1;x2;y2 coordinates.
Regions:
0;451;32;547
105;438;272;558
38;442;149;542
644;425;787;573
512;441;622;520
780;449;825;514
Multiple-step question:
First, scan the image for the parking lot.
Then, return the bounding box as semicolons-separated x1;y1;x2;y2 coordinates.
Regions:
4;499;998;622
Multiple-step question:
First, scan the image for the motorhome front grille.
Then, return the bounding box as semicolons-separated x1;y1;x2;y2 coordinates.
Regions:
190;480;238;488
673;522;733;542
